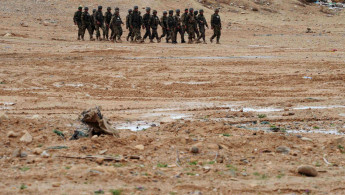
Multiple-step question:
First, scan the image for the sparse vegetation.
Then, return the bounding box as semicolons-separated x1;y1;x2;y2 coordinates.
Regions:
20;167;30;172
189;161;198;165
109;189;122;195
258;114;267;118
157;163;168;168
20;184;27;190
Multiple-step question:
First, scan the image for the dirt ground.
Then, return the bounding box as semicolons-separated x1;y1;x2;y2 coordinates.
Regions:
0;0;345;194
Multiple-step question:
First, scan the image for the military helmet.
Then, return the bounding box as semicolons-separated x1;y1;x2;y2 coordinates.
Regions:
146;7;151;11
78;6;82;10
134;5;138;9
185;8;188;11
176;9;180;13
215;8;219;12
163;11;167;14
189;8;194;12
153;10;157;13
84;7;88;10
200;9;204;13
98;6;102;9
128;9;132;13
169;10;173;14
194;10;198;15
107;7;111;10
115;7;119;11
93;9;96;13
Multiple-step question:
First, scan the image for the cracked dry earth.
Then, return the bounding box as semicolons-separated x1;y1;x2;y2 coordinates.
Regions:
1;0;345;194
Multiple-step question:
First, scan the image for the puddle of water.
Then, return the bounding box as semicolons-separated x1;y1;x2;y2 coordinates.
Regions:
231;107;283;112
164;81;211;85
294;105;345;110
115;121;157;131
287;129;343;135
248;45;273;48
142;112;190;120
0;102;15;106
125;56;274;60
302;76;312;79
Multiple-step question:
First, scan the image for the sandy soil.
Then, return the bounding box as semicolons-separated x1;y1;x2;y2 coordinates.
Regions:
0;0;345;194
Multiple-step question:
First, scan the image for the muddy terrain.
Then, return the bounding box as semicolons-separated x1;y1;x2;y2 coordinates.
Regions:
0;0;345;194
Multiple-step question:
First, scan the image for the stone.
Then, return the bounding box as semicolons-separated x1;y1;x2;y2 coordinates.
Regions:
33;148;43;155
20;22;29;27
41;150;50;158
135;144;145;150
190;146;199;154
7;131;19;138
276;146;290;154
207;143;220;150
301;137;313;142
203;166;211;173
91;135;98;140
3;33;12;37
20;130;33;143
96;158;104;165
12;148;21;157
297;165;318;177
99;149;108;155
52;183;61;187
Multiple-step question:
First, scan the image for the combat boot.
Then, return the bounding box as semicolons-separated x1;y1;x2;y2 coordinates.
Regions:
77;36;81;40
150;39;154;43
157;38;161;43
181;40;185;43
126;36;129;42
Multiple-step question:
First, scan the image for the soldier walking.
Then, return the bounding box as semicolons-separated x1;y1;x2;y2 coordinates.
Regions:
104;7;112;40
130;6;143;43
150;10;161;43
94;6;105;41
194;10;200;39
210;9;222;44
81;7;94;41
186;8;196;44
174;9;185;43
115;7;123;41
126;9;133;42
159;11;169;42
142;7;152;42
73;6;83;40
197;9;208;44
110;10;123;43
91;9;96;37
167;10;176;44
181;8;188;43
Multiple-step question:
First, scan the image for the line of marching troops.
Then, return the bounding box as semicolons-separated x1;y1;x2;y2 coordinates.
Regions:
73;5;222;44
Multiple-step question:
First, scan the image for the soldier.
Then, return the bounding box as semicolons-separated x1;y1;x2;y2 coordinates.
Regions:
110;10;123;43
104;7;112;40
142;7;152;42
90;9;96;37
73;6;83;40
193;10;200;39
185;8;196;44
210;8;222;44
167;10;176;44
174;9;185;43
130;6;143;43
115;7;123;41
94;6;105;41
126;9;133;42
181;8;188;43
150;10;161;43
197;9;208;44
159;11;169;42
81;7;94;41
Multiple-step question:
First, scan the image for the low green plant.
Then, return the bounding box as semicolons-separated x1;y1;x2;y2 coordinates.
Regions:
157;163;168;168
222;133;231;137
109;189;122;195
277;173;285;179
20;184;27;190
20;167;30;172
258;114;267;119
189;161;198;165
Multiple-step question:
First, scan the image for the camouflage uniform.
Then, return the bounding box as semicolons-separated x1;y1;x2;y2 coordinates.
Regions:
104;8;112;40
159;13;169;42
73;8;82;40
126;10;133;41
81;8;94;40
90;9;96;37
186;11;196;43
142;8;152;41
174;10;185;43
181;9;188;41
167;11;176;44
197;11;208;43
130;7;143;42
110;11;123;42
94;7;105;40
150;11;161;42
210;11;221;44
194;11;200;39
115;7;123;41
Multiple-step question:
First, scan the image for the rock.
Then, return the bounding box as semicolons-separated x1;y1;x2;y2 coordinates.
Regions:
20;22;29;27
41;150;50;158
43;21;49;26
301;137;313;142
33;148;43;155
7;131;19;138
20;130;33;143
3;33;12;37
96;158;104;165
135;144;145;150
52;183;61;187
203;166;211;173
297;165;318;177
207;143;220;150
276;146;290;154
91;135;98;140
12;148;21;157
99;149;108;155
190;146;199;154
